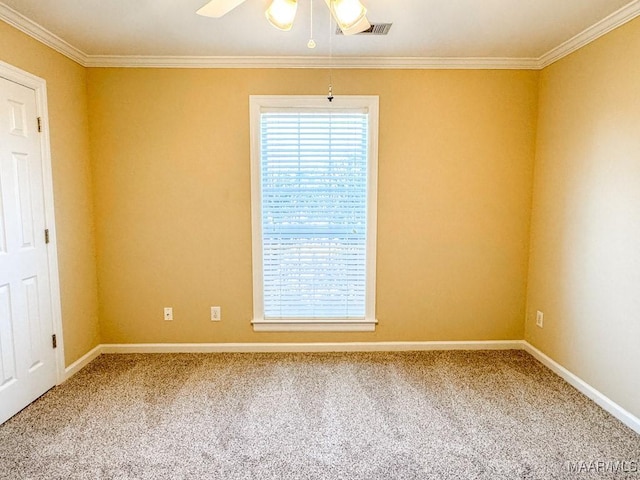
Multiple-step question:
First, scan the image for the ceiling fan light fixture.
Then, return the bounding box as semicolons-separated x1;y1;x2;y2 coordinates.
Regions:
338;15;370;35
265;0;298;31
325;0;367;32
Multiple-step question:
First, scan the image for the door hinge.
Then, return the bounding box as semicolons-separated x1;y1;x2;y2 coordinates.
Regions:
52;334;57;349
45;229;50;244
37;117;42;133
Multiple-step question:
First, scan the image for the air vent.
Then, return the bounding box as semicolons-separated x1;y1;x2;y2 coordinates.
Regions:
336;23;392;35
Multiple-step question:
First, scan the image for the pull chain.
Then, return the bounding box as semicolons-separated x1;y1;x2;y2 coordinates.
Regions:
328;11;334;102
307;0;316;48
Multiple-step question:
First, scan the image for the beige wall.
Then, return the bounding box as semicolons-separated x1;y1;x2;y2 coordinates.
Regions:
526;17;640;418
0;23;101;366
2;8;637;422
87;68;538;344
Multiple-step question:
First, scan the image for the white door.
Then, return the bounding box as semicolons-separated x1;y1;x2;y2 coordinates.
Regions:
0;76;57;425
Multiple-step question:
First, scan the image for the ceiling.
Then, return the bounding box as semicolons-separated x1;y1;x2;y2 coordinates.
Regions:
1;0;638;68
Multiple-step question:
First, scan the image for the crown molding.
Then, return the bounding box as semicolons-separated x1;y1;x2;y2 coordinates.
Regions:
538;0;640;68
1;0;639;70
83;55;539;70
0;3;86;65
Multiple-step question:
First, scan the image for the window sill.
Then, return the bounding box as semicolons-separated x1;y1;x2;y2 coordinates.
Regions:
252;319;377;332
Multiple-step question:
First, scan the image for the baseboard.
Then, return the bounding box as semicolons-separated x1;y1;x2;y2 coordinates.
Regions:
100;340;524;354
61;344;102;382
523;342;640;435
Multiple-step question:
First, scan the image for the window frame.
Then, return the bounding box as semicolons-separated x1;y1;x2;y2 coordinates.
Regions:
249;95;379;332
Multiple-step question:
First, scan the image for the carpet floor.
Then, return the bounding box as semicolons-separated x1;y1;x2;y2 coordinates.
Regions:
0;351;638;479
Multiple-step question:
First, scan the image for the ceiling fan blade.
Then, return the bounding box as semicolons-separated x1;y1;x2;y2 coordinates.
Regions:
196;0;247;18
340;16;370;35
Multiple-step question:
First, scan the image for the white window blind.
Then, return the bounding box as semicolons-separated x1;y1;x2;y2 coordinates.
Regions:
260;110;368;319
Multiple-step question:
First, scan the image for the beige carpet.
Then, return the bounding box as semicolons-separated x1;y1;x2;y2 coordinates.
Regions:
0;351;638;479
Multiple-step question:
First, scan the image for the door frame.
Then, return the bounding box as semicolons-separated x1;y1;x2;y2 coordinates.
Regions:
0;60;65;384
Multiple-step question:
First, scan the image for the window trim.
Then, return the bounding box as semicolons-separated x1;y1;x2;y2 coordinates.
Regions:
249;95;379;332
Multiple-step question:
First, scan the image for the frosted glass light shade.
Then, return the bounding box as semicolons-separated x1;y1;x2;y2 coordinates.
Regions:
339;15;370;35
265;0;298;31
326;0;367;32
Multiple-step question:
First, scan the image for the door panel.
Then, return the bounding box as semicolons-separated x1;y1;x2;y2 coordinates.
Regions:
0;283;17;389
0;76;56;424
24;275;44;371
0;174;6;253
7;99;27;137
16;153;36;249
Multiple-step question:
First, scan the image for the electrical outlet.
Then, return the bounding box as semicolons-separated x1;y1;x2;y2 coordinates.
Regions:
164;307;173;321
536;310;544;328
211;306;221;321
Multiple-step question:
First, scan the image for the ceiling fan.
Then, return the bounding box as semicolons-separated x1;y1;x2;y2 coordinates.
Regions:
197;0;371;35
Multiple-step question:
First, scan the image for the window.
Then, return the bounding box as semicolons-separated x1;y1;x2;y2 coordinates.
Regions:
250;96;378;332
